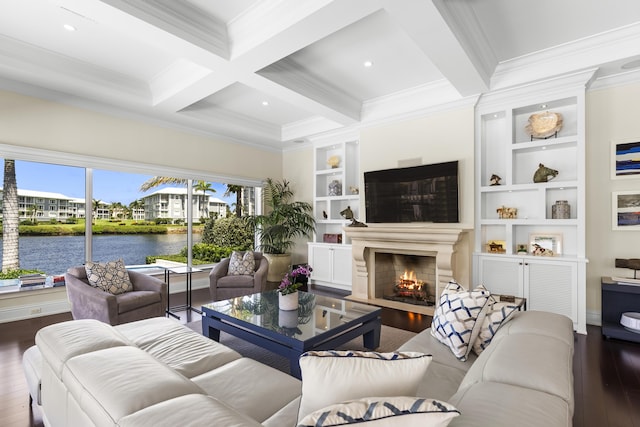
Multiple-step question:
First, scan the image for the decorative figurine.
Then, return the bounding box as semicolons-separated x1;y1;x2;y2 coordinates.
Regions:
322;210;328;219
532;243;554;256
533;163;558;183
349;186;359;194
517;244;528;254
496;206;517;219
340;206;367;227
490;174;502;186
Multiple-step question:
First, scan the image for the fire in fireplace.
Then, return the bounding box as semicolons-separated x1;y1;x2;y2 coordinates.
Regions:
385;270;434;306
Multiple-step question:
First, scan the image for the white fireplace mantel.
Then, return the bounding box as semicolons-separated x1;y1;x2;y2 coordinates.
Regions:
345;224;472;314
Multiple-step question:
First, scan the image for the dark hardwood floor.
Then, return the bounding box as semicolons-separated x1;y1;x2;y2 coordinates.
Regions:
1;287;639;427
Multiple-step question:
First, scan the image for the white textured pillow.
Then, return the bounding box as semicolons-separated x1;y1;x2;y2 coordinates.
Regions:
472;295;520;355
84;259;132;295
430;281;490;361
297;396;459;427
227;251;255;275
297;351;432;422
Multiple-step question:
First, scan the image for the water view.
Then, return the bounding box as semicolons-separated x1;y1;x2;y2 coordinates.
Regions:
0;234;202;275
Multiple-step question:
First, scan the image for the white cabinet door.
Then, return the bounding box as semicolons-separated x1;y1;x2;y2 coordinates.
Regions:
476;255;523;297
525;259;577;323
308;244;352;290
476;254;578;325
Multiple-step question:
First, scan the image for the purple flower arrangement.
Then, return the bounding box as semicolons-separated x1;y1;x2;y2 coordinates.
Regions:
278;264;312;295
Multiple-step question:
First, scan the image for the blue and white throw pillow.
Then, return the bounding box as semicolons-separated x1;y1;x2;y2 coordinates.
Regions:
85;259;133;295
430;281;490;361
297;351;432;422
472;295;520;355
297;396;459;427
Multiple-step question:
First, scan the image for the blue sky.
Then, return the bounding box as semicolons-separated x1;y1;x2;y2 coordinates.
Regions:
3;160;235;206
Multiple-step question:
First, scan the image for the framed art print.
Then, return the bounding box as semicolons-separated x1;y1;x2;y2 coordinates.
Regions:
612;139;640;179
529;233;562;256
612;191;640;230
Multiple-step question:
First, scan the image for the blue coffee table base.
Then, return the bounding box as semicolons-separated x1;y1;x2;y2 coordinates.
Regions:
202;308;381;379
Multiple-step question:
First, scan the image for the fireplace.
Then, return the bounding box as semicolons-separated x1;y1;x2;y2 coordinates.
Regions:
345;224;470;315
375;253;436;306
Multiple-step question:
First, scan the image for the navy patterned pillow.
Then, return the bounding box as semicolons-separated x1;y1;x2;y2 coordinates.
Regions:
297;396;459;427
430;281;490;361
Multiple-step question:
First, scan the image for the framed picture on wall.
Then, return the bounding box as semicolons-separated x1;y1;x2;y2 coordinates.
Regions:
612;191;640;230
611;139;640;179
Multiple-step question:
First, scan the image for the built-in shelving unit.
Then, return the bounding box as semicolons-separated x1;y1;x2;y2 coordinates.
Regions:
308;133;360;291
473;70;595;334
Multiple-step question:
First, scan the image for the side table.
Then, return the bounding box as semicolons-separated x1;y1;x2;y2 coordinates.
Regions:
601;276;640;343
165;266;203;318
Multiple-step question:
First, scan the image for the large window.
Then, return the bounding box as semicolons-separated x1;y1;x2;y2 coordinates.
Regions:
0;152;259;277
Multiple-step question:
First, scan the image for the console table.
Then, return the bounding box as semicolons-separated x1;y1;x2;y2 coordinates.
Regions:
601;277;640;343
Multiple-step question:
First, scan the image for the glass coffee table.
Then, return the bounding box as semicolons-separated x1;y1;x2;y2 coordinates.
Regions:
201;290;381;379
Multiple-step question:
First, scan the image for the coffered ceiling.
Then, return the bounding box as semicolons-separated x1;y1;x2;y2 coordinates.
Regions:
1;0;640;150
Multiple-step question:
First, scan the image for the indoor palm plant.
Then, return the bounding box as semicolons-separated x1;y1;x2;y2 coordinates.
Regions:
250;178;315;282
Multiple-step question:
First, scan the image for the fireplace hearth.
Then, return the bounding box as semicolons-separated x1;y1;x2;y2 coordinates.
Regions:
345;224;471;315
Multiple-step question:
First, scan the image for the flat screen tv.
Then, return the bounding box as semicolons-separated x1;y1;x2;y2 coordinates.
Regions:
364;161;459;223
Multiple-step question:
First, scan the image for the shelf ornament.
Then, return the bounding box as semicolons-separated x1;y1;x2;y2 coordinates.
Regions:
490;174;502;186
533;163;558;183
327;155;341;169
525;111;563;140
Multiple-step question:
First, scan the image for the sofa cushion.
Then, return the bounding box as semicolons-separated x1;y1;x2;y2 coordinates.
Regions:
298;396;460;427
85;259;133;295
430;282;490;361
35;319;130;378
228;251;255;275
448;381;572;427
471;295;520;355
118;394;263;427
192;357;301;423
297;351;432;421
115;317;242;378
62;346;205;426
116;290;162;313
492;310;574;347
458;333;574;409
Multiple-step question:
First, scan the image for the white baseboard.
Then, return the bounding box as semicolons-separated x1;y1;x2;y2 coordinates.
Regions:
586;309;601;327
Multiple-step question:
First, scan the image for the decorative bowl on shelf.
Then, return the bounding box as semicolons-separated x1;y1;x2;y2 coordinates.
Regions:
327;155;340;168
525;111;563;138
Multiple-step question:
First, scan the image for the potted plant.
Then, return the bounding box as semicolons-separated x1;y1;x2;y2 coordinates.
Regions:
250;178;315;282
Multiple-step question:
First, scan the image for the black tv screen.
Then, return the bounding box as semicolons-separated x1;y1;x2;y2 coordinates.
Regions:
364;161;459;223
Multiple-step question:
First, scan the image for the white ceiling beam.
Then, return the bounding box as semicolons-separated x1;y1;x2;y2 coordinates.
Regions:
382;0;490;96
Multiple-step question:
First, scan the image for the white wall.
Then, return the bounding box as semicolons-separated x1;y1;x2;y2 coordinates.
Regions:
0;90;282;180
359;107;475;226
585;82;640;321
282;146;314;265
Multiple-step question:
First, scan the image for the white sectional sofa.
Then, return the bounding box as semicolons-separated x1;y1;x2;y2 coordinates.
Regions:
29;310;574;426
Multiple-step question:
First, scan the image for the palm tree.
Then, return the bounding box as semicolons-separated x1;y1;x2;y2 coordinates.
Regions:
92;199;102;225
128;199;144;219
26;204;38;222
224;184;244;217
2;159;20;272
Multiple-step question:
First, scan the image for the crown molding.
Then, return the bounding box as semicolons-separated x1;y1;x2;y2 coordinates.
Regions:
492;23;640;90
589;68;640;91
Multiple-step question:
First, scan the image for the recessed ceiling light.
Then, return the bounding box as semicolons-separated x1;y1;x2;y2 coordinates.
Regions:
261;101;269;106
621;59;640;70
63;24;76;32
540;104;547;109
363;60;373;68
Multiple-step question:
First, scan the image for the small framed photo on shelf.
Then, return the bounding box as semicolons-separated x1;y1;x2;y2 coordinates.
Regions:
529;233;562;256
611;139;640;179
485;240;506;253
612;191;640;230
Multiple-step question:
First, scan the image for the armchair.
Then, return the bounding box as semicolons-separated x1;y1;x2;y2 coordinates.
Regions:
65;266;168;325
209;251;268;301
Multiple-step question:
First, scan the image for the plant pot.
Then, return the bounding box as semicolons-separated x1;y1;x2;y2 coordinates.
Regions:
264;253;292;283
278;291;299;310
278;308;298;328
